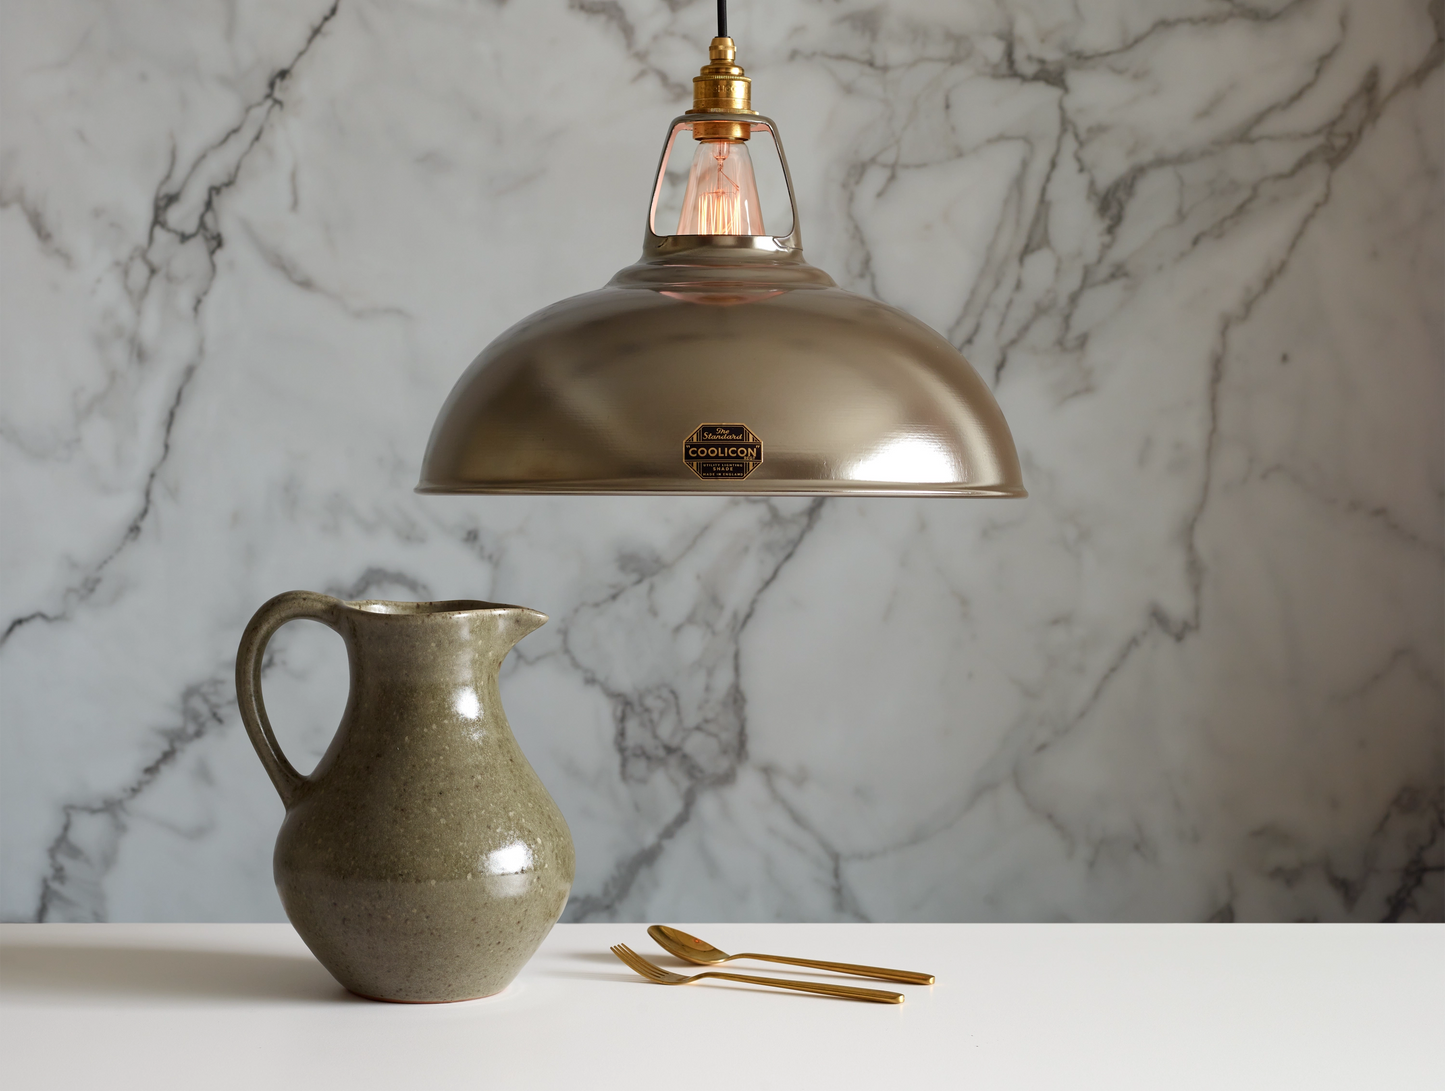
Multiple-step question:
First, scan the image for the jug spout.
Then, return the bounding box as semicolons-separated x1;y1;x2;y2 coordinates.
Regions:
461;602;547;663
499;605;548;648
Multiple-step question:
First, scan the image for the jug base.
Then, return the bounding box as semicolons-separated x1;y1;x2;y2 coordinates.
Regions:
348;987;505;1004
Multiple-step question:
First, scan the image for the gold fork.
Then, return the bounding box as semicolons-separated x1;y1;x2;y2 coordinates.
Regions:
610;944;904;1004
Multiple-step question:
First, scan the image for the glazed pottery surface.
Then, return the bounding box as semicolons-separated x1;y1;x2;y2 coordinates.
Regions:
236;592;574;1002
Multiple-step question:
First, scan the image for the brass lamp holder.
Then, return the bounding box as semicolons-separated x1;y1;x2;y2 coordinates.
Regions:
688;37;756;142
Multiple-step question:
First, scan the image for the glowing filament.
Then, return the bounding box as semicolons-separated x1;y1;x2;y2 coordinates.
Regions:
677;139;764;236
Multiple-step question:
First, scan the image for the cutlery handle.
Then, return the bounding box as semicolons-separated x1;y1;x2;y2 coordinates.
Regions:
740;953;935;986
706;971;903;1004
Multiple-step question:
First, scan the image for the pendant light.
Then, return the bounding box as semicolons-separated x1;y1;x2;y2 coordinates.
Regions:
418;3;1025;497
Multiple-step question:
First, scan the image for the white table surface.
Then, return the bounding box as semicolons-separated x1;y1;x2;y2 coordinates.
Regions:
1;922;1439;1090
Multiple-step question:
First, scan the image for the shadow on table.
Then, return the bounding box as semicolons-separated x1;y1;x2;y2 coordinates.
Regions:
0;945;354;1004
4;943;814;1003
546;946;709;985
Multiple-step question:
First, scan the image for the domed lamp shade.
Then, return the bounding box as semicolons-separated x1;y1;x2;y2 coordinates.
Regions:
417;32;1025;499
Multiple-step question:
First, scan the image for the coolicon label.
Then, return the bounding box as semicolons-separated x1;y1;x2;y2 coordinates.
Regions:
684;424;763;480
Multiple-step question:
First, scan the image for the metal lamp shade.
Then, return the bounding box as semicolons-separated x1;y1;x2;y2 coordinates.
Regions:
417;115;1025;498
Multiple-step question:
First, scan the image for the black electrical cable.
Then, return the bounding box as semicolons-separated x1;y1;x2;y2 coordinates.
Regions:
717;0;727;38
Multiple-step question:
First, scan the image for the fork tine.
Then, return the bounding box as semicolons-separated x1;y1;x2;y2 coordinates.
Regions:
615;944;666;980
611;944;663;981
629;952;665;981
622;945;676;982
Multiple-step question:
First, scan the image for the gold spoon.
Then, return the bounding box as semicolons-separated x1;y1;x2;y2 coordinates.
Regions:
647;925;935;986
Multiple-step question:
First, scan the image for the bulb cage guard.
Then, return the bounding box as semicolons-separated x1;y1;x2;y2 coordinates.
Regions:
647;114;800;253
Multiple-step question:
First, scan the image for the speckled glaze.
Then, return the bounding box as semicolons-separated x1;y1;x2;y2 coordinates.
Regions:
236;592;574;1002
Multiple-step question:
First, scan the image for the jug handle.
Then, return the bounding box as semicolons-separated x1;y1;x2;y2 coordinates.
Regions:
235;590;345;809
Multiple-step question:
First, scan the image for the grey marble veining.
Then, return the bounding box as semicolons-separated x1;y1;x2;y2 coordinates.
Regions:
1;0;1440;923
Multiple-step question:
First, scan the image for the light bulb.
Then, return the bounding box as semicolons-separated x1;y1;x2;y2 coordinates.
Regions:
677;139;764;235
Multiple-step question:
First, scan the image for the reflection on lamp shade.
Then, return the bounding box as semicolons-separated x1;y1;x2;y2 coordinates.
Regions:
848;435;960;484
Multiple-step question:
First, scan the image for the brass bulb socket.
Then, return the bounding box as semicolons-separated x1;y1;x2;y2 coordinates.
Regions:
691;119;751;142
687;36;756;136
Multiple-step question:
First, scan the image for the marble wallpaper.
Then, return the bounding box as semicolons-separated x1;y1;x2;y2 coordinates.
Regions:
1;0;1440;924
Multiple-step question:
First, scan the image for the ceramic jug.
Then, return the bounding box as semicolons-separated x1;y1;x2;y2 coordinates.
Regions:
236;591;574;1002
